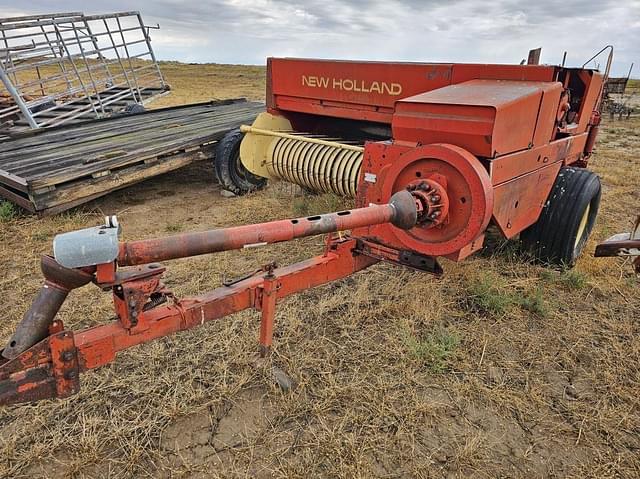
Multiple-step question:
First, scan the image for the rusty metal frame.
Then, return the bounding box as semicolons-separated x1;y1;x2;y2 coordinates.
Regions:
0;191;437;405
0;238;377;405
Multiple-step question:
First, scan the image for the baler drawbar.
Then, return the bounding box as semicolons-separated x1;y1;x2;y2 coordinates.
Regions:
0;191;427;405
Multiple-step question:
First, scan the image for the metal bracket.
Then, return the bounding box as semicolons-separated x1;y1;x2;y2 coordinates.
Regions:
108;264;169;330
49;331;80;398
355;238;443;276
398;250;444;275
595;216;640;275
0;328;79;405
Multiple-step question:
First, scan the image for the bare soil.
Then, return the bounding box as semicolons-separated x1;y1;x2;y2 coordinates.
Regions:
0;66;638;479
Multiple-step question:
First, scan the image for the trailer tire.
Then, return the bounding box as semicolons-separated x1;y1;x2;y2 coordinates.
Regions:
214;128;267;195
30;100;56;114
520;167;601;267
123;103;146;114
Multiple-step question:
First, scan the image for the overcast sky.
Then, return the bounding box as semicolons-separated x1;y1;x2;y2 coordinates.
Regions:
2;0;638;77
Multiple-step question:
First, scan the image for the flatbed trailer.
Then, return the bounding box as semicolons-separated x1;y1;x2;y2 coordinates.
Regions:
0;99;264;215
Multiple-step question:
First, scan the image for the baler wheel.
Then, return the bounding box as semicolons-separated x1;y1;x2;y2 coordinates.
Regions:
215;128;267;195
520;167;601;267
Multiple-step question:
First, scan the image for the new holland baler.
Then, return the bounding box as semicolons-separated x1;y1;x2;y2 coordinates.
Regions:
0;55;609;405
218;58;605;266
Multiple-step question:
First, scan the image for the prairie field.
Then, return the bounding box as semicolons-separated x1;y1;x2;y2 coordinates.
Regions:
0;64;638;478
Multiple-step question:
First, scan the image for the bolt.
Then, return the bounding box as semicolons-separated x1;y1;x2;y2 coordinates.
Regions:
131;310;138;317
65;370;77;380
431;195;441;202
129;298;136;307
430;211;441;219
62;351;74;362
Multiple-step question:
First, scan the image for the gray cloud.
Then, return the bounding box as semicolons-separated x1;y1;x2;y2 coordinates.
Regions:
1;0;637;76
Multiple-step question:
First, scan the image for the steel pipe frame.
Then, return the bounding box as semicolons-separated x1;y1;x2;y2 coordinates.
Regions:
0;11;165;130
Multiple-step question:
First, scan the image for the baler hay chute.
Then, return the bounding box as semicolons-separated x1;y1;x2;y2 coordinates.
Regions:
0;51;612;405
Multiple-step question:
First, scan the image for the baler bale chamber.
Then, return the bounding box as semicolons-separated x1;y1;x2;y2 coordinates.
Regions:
219;58;607;267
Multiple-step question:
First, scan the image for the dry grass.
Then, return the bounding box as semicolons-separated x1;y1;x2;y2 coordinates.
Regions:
0;68;638;479
150;62;265;107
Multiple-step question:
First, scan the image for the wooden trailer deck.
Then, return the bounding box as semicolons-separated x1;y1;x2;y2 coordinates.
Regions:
0;99;264;215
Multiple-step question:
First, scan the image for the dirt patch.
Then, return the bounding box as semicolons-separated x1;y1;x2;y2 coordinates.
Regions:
156;387;276;478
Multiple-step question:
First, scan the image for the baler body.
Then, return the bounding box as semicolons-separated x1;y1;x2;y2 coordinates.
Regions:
242;58;604;261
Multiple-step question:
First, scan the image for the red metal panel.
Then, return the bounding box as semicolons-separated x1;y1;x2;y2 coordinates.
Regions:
391;100;495;155
392;80;551;157
576;71;604;132
532;82;563;146
451;63;557;83
489;133;588;185
492;162;562;237
268;59;561;128
272;96;393;124
269;58;453;107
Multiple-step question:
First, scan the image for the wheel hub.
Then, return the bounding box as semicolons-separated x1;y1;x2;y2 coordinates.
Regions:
380;143;494;256
406;179;450;228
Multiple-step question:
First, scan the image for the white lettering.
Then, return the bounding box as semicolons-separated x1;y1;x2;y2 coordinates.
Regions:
303;76;403;96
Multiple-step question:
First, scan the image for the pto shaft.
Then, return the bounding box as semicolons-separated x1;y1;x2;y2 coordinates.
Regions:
118;190;419;266
2;190;418;359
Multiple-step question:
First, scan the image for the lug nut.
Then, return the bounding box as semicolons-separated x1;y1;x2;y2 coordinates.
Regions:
431;195;440;202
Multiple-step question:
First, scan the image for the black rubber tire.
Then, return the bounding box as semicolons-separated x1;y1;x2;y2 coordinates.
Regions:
123;103;146;114
30;100;56;113
214;128;267;195
520;167;601;267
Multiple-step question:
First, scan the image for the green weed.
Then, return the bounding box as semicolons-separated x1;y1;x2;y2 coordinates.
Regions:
559;270;588;290
406;328;459;373
465;276;514;316
0;201;16;222
518;288;548;317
